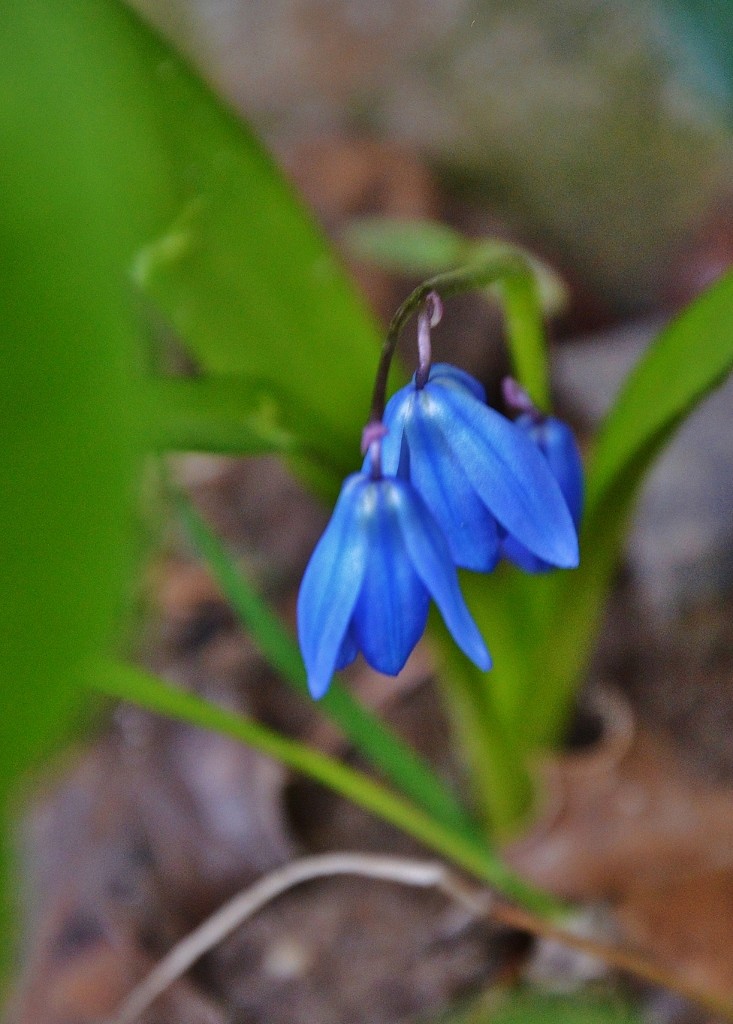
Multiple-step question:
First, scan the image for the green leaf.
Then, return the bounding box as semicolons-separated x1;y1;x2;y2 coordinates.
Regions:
0;0;178;971
125;22;383;468
344;221;567;409
344;217;471;274
586;269;733;517
431;988;642;1024
434;271;733;824
177;495;482;843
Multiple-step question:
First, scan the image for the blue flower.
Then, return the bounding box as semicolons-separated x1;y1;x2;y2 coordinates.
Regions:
370;364;579;573
297;472;492;699
501;413;584;573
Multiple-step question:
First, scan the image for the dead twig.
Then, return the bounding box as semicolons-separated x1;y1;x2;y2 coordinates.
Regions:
104;851;733;1024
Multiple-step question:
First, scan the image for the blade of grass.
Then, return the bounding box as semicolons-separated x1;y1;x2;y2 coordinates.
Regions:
529;269;733;748
176;494;483;844
93;661;559;915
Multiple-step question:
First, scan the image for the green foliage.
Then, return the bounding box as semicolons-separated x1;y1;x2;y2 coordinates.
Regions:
96;662;557;914
0;0;176;969
429;988;642;1024
128;28;381;480
0;0;377;972
466;269;733;822
533;268;733;746
345;218;472;273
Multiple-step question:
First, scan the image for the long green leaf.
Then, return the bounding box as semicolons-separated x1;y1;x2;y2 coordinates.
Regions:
430;271;733;816
93;663;558;915
433;989;642;1024
586;269;733;517
123;12;382;471
146;376;354;500
0;0;177;972
177;495;482;843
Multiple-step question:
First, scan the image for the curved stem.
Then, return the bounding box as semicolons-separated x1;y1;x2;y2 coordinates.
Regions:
368;247;548;425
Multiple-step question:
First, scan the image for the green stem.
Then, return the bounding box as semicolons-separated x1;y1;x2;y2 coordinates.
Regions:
498;269;550;411
92;662;561;916
366;248;551;834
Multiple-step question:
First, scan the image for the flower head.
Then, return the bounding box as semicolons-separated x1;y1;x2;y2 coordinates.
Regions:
499;378;584;573
297;471;491;699
370;364;580;573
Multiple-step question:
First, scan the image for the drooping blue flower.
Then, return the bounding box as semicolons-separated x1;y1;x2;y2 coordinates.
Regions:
501;413;584;573
369;363;579;573
297;471;492;699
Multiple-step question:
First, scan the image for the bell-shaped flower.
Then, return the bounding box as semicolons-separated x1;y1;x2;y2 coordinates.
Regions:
501;413;584;573
297;471;492;699
370;364;579;573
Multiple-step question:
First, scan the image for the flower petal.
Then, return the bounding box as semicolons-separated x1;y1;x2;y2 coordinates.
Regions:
521;414;584;528
377;387;412;476
334;622;359;671
428;382;579;568
367;365;485;479
500;533;548;574
391;480;492;671
405;395;500;571
352;482;430;675
426;362;487;402
503;415;584;573
297;474;371;698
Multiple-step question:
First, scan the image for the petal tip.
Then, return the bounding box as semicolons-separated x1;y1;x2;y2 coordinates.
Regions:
307;670;333;700
470;638;493;673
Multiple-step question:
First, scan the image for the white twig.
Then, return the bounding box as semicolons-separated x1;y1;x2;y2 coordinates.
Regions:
104;852;493;1024
104;848;733;1024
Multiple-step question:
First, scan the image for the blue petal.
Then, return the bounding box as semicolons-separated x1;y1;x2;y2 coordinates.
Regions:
405;395;499;571
352;482;430;675
297;474;371;698
371;363;485;478
361;415;410;480
366;364;486;479
502;416;584;573
391;479;492;671
427;382;579;568
521;415;584;528
500;534;548;574
377;386;412;476
425;363;487;402
335;623;359;671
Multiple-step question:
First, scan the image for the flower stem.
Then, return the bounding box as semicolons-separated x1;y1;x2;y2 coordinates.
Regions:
368;245;550;424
